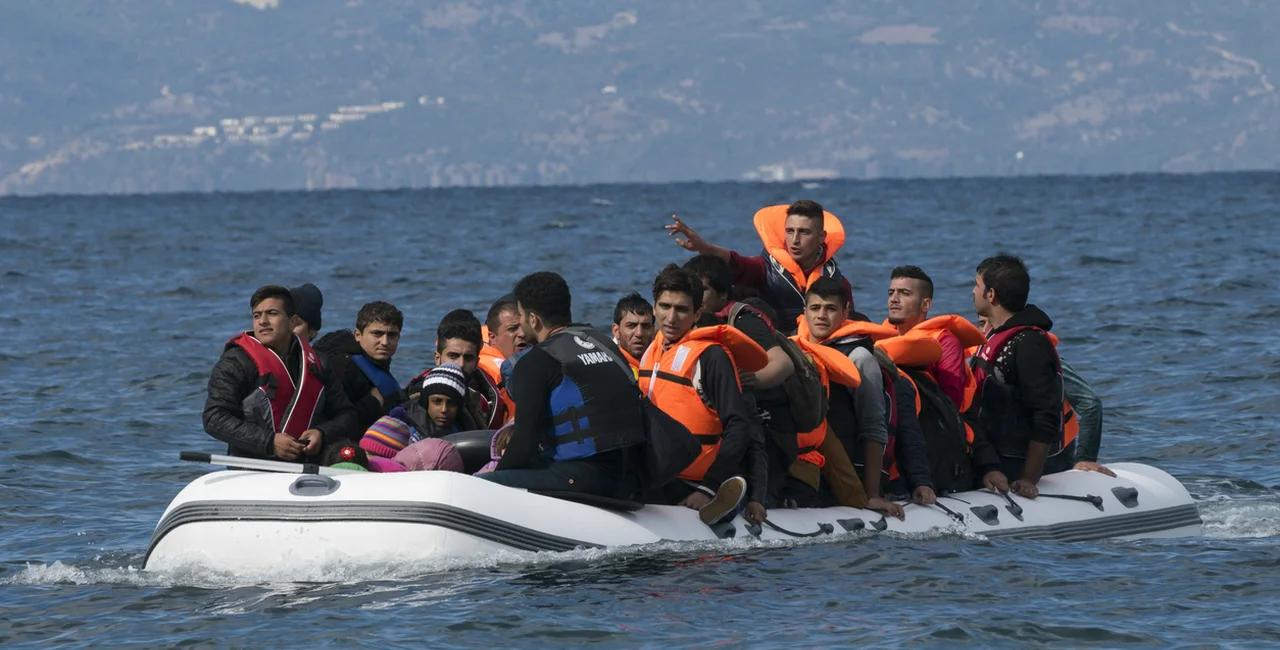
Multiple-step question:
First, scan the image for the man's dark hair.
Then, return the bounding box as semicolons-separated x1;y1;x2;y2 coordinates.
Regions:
613;291;653;325
683;253;732;297
652;264;705;311
805;276;849;309
485;293;518;332
890;265;935;300
787;199;826;230
250;285;296;316
513;271;572;328
437;308;484;352
355;301;403;331
976;254;1030;312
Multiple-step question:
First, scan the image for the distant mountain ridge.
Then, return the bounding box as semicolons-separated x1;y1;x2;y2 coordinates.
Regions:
1;0;1277;194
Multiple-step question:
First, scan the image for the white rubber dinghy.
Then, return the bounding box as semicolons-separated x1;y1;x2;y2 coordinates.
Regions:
144;462;1201;574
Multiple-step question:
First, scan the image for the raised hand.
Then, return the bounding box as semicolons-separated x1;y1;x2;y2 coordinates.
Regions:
665;215;708;252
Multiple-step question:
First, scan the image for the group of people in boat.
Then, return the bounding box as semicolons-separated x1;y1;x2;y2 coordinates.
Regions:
202;199;1109;526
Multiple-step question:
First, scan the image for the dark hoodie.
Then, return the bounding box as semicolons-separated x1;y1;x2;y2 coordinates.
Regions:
970;304;1066;462
313;329;400;432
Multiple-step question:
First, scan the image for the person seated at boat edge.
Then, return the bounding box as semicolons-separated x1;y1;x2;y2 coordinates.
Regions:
290;283;324;342
482;293;527;420
975;316;1113;478
968;254;1077;498
796;278;898;506
312;301;407;432
612;291;655;375
683;254;798;507
203;285;359;462
480;271;647;500
885;266;985;412
665;199;854;334
639;264;766;526
406;310;507;429
799;280;910;516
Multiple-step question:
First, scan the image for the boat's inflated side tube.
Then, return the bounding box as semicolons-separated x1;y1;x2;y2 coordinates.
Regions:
442;429;496;475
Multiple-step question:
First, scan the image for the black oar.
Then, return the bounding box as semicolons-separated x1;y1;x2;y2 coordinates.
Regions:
762;518;835;538
1038;492;1105;510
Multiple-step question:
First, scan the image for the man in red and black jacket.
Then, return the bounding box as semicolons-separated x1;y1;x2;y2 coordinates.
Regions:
967;255;1073;499
665;200;854;335
203;285;359;462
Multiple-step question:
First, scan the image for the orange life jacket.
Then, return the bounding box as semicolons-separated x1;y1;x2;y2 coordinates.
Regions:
754;205;848;330
617;345;642;379
799;317;898;344
478;344;515;421
638;326;767;482
789;336;862;468
893;315;986;411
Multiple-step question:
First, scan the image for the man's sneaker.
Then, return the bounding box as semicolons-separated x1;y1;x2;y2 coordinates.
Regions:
699;476;747;525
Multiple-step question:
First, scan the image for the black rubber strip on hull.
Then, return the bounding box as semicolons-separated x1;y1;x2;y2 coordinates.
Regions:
145;500;600;565
981;504;1202;542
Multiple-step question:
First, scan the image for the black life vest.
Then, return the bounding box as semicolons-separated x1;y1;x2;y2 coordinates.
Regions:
904;368;973;494
761;252;846;335
970;325;1076;462
538;326;647;461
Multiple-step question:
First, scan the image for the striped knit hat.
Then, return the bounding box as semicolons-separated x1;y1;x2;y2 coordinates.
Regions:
421;363;468;404
360;415;413;458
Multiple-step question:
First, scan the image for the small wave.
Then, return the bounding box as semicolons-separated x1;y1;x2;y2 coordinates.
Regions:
8;527;977;589
1077;255;1130;266
1150;296;1229;308
4;270;28;278
590;198;613;206
1198;495;1280;539
11;450;98;465
160;286;202;298
801;182;823;190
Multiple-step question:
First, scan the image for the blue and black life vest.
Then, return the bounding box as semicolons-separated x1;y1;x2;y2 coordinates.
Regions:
351;354;401;402
538;326;646;461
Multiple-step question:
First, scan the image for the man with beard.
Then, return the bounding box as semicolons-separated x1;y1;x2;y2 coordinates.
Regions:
611;292;655;375
480;272;646;499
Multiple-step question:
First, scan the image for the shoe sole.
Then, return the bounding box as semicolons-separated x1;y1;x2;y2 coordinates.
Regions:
699;476;747;525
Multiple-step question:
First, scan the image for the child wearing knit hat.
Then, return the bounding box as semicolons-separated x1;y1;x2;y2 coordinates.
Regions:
418;363;468;436
359;415;411;472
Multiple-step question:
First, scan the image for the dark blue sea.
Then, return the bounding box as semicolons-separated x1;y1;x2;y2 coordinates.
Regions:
2;174;1279;647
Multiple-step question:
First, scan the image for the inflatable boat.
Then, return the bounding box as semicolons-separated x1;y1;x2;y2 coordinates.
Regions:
144;456;1202;574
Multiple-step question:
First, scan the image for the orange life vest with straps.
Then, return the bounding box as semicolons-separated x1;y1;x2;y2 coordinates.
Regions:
888;315;987;412
789;336;861;468
638;326;768;482
228;332;325;439
478;344;515;422
754;205;847;331
617;345;642;378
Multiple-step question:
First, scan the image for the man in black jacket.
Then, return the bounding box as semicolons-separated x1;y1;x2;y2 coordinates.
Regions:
481;272;646;500
968;254;1073;498
312;301;406;432
203;285;360;461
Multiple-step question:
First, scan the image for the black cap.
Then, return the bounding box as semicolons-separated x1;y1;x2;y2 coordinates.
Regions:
290;283;323;331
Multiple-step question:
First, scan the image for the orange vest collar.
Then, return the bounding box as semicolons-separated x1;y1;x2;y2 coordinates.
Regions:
792;335;861;387
798;317;897;343
875;331;944;367
912;314;988;348
753;204;846;290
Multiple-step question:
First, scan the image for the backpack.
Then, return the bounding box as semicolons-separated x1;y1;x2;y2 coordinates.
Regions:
727;302;828;433
905;368;973;494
